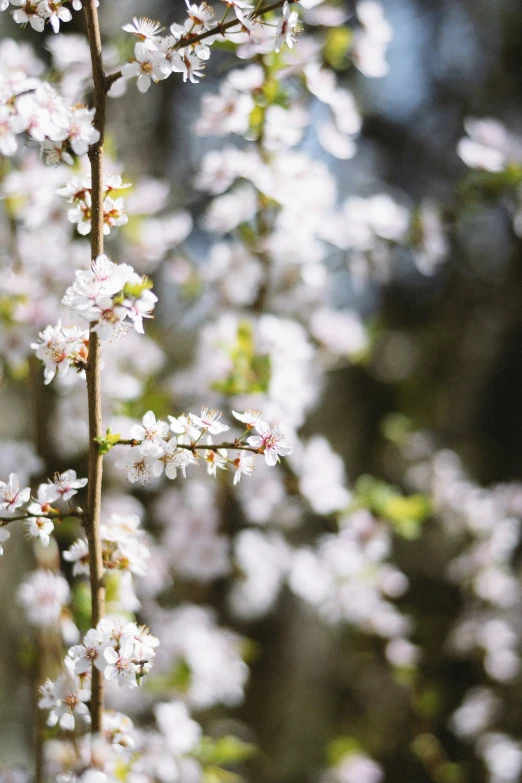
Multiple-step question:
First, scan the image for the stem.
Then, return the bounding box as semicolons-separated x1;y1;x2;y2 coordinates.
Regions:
84;0;106;737
104;0;299;90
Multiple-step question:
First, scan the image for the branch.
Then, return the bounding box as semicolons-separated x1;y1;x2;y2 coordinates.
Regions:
84;0;106;739
116;439;262;454
0;510;85;526
104;0;299;91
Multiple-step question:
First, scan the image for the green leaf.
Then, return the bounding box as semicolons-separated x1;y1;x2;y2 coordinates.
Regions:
95;427;121;455
123;276;153;299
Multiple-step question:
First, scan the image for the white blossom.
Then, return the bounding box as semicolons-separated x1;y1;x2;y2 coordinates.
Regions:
0;473;30;513
122;42;170;93
131;410;169;456
39;670;90;731
191;406;230;435
103;638;139;687
68;628;109;675
63;538;90;575
247;421;293;466
53;469;88;501
233;451;255;485
122;17;165;46
275;2;300;52
115;446;160;485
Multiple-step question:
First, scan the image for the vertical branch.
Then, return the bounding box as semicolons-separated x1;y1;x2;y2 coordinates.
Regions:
84;0;106;736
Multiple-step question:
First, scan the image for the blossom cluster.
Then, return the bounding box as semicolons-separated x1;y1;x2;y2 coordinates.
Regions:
31;322;88;384
32;254;158;383
0;0;93;34
57;173;130;236
0;469;87;554
114;408;293;486
69;617;159;687
119;2;301;92
62;254;157;338
0;62;99;161
38;619;159;730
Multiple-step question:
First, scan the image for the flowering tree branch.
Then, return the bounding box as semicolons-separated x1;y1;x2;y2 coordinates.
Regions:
104;0;299;91
84;0;107;738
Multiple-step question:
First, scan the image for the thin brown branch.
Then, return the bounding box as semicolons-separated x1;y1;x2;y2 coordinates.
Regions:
0;510;84;526
104;0;299;91
84;0;106;738
116;439;261;453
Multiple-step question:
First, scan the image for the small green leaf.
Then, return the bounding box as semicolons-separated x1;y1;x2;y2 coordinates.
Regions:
95;427;121;455
123;276;153;299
